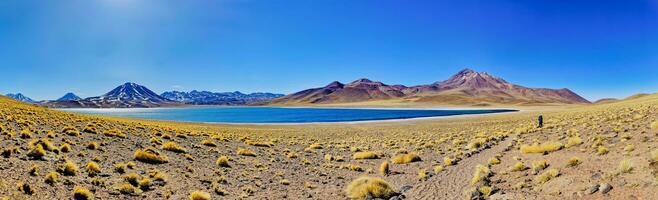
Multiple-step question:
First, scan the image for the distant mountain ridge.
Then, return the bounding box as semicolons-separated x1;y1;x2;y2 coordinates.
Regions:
56;93;82;101
161;90;283;105
271;69;591;106
6;93;35;103
43;82;177;108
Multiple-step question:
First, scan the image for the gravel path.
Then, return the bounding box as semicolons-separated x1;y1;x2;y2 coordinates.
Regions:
407;139;511;200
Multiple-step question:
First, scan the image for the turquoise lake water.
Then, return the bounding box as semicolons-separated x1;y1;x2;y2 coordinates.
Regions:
60;107;517;123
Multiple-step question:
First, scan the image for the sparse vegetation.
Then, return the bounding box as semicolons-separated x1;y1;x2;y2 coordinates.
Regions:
345;177;397;200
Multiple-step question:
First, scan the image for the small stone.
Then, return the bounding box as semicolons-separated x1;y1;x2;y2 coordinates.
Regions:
586;184;599;194
599;183;612;194
400;185;413;193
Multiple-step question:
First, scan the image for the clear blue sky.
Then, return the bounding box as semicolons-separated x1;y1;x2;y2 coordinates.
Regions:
1;0;657;101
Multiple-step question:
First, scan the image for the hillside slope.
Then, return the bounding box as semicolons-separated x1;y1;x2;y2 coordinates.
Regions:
271;69;590;106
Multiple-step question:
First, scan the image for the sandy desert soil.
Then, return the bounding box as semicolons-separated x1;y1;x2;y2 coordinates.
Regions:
0;94;657;200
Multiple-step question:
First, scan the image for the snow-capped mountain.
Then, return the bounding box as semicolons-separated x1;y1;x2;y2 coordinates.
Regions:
56;93;82;101
6;93;36;103
44;82;176;108
161;90;284;105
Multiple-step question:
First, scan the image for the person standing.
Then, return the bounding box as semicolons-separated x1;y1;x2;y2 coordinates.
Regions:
538;115;544;128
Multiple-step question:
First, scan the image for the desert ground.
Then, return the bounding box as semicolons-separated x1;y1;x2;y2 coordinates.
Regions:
1;94;657;200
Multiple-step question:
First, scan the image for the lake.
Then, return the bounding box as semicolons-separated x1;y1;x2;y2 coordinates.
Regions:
59;107;517;123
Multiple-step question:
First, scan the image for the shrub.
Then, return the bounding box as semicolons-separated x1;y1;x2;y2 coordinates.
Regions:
510;162;527;172
200;140;217;147
86;162;101;176
245;140;274;147
651;121;658;131
520;142;563;154
17;182;33;195
597;146;609;155
20;129;32;139
27;144;46;160
103;129;126;138
60;143;71;153
237;148;256;157
45;171;58;184
478;186;493;197
379;161;390;176
61;161;79;176
134;148;169;164
443;157;455;166
345;177;397;200
114;163;127;173
29;164;39;176
62;126;79;136
189;191;211;200
308;143;322;149
138;178;151;190
391;153;421;164
565;136;582;148
353;152;379;160
471;165;491;185
434;165;444;173
535;169;560;184
567;157;581;167
216;156;230;167
86;142;99;150
162;142;186;153
73;186;93;200
618;159;633;174
117;183;142;195
489;157;500;165
531;160;548;171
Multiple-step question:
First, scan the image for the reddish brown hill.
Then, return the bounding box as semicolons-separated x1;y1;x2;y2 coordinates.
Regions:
270;69;591;106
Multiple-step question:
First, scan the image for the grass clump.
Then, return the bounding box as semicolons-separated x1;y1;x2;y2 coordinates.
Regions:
86;161;101;176
103;129;126;138
27;144;46;160
520;142;563;154
567;157;581;167
597;146;609;155
345;177;397;200
471;165;491;185
61;161;79;176
434;165;444;173
531;160;548;171
443;157;455;166
162;142;187;153
17;182;33;195
45;171;59;184
353;152;379;160
391;153;421;164
565;136;583;148
73;186;93;200
651;121;658;131
489;157;501;165
216;156;230;167
200;139;217;147
618;159;633;174
189;191;211;200
379;161;390;176
62;126;79;136
114;163;127;173
237;148;256;157
535;168;560;184
134;148;169;164
510;162;527;172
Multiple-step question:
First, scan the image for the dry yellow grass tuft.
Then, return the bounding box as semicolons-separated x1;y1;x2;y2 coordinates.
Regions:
531;160;548;171
353;152;379;160
567;156;581;167
379;161;390;176
216;156;231;167
61;161;79;176
510;162;527;172
44;171;58;184
520;142;563;154
189;191;211;200
489;157;501;165
443;157;455;166
471;165;491;185
114;163;127;173
618;159;633;174
565;136;583;148
73;186;93;200
345;177;397;200
597;146;609;155
27;144;46;160
535;168;560;184
134;148;169;164
162;142;187;153
651;121;658;131
237;148;256;156
391;153;421;164
85;161;101;176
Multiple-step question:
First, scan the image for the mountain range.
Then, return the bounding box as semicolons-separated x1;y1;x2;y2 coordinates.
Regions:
5;93;35;103
41;83;284;108
270;69;590;106
160;91;283;105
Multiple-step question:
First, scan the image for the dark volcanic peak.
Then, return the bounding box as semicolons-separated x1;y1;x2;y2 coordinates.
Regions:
6;93;35;103
56;92;81;101
160;90;284;105
102;82;169;103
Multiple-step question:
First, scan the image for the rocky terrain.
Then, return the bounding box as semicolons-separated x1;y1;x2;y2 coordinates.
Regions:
0;92;657;199
271;69;591;106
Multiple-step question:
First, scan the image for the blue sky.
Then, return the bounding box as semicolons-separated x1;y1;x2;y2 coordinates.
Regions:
0;0;657;101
